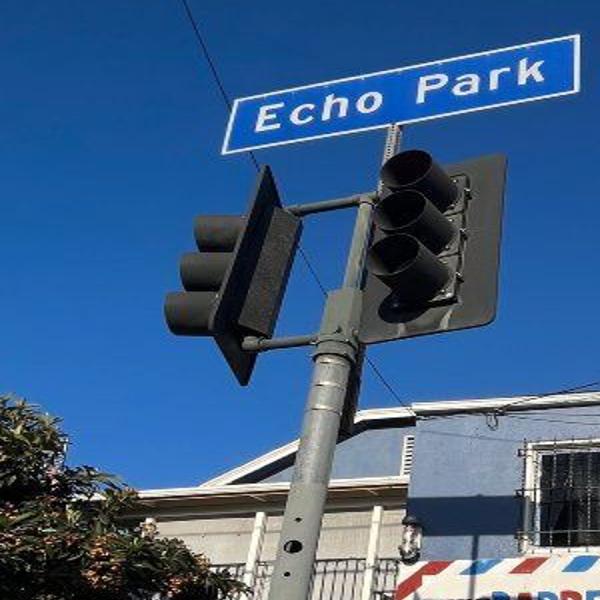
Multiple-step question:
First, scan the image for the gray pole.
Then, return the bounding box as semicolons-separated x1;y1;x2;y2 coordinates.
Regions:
267;125;403;600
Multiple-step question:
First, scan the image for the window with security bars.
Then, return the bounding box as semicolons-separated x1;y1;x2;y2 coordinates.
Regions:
520;440;600;549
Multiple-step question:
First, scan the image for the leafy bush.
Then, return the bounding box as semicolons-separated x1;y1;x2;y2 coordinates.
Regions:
0;396;245;600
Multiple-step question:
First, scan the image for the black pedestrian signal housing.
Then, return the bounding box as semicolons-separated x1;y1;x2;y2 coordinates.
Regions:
360;150;506;344
164;166;302;385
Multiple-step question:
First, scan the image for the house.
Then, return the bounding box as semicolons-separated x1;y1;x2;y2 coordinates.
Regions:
132;391;600;599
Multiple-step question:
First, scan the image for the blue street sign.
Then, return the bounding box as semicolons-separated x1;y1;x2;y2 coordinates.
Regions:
222;35;580;155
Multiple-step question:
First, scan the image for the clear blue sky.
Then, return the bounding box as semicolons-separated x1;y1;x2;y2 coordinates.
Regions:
1;1;598;489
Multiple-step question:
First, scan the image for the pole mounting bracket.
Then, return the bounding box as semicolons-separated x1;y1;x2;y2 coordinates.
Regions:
313;288;363;362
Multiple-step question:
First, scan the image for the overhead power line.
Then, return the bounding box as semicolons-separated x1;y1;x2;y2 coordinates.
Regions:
179;0;260;172
506;413;600;427
497;380;600;411
176;1;418;413
421;380;600;428
297;246;327;297
365;356;416;414
177;0;331;292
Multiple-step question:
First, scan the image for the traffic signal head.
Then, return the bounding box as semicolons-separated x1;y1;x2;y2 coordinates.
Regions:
165;166;302;384
360;150;506;344
379;149;457;212
167;216;243;335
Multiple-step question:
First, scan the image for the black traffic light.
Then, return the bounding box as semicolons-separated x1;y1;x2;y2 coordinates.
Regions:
164;166;302;385
359;150;506;344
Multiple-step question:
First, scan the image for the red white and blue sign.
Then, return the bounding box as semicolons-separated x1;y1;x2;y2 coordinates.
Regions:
394;555;600;600
222;35;580;155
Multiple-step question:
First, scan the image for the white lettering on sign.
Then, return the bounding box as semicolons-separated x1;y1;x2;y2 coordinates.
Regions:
416;58;546;104
489;67;511;90
518;58;545;84
255;103;284;132
416;74;448;104
452;74;480;97
253;91;384;132
290;103;316;125
253;58;549;134
356;91;383;114
224;35;580;155
322;94;349;121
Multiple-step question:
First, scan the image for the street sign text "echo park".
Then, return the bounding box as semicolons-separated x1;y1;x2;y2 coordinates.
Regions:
222;35;580;154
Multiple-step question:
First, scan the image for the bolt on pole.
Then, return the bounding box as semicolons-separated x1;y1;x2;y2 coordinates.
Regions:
267;125;403;600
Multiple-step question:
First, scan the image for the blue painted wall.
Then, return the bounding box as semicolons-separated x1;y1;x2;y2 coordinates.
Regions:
408;405;600;560
263;425;416;482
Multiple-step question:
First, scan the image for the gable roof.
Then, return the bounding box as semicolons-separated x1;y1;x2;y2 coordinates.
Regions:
199;391;600;488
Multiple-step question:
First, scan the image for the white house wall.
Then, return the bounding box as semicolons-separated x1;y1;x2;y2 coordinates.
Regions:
156;514;256;563
152;506;405;565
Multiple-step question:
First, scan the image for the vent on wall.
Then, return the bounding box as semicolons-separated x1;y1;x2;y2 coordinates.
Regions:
400;435;415;477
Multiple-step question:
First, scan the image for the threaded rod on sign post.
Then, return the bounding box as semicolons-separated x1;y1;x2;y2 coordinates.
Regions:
267;125;403;600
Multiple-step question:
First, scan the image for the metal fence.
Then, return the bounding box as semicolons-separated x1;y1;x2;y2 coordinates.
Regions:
372;558;404;599
214;557;407;600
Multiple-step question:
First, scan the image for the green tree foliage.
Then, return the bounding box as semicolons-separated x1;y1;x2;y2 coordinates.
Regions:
0;396;245;600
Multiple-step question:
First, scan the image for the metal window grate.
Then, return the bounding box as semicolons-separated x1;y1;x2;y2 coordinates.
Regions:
518;439;600;548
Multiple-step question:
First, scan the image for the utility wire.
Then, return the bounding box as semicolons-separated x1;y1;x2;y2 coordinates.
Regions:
421;383;600;425
505;413;600;427
178;0;331;294
365;356;416;414
177;0;410;410
497;380;600;412
423;381;600;420
179;0;260;173
297;246;328;297
178;0;333;298
421;409;600;430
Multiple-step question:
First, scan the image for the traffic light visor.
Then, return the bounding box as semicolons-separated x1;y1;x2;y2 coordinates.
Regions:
380;150;458;212
373;190;456;254
366;234;450;303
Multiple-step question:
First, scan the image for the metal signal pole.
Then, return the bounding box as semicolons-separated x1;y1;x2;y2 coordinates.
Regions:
267;125;403;600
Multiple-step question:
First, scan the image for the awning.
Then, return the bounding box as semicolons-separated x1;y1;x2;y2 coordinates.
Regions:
394;555;600;600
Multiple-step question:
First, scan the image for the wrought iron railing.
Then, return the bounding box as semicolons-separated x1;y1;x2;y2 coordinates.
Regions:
214;557;406;599
373;558;404;599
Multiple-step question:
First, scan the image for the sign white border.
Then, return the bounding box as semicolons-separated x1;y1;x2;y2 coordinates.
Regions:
222;34;580;155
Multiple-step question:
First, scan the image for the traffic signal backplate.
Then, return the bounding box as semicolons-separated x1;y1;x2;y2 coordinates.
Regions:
359;154;507;344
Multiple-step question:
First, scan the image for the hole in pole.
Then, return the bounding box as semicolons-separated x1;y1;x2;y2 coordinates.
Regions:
283;540;303;554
